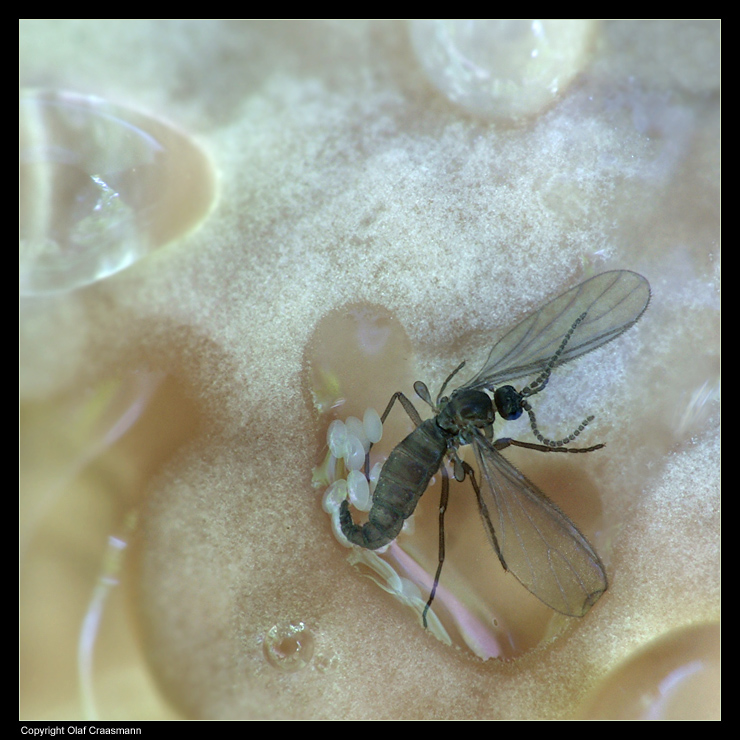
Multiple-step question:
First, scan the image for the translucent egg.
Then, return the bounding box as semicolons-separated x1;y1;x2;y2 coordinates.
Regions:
19;90;216;295
343;434;366;471
409;20;597;121
345;415;370;452
322;479;347;513
327;420;349;457
363;408;383;444
346;469;371;511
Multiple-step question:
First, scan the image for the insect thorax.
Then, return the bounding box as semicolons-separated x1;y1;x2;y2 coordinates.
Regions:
436;389;494;439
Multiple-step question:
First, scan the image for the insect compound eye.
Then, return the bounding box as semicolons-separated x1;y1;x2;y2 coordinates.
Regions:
494;385;523;421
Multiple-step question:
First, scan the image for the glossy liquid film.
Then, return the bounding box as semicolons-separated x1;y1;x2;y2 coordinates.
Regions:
19;90;215;295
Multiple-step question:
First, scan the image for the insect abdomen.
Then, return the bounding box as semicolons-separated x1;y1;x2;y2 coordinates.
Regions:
340;418;448;550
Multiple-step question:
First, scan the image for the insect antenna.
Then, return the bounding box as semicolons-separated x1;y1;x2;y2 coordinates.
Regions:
521;398;599;448
517;311;602;449
436;360;467;404
521;312;587;399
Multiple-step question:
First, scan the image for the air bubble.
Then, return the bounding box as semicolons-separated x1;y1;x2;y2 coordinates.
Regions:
409;20;597;121
262;621;314;672
19;90;216;295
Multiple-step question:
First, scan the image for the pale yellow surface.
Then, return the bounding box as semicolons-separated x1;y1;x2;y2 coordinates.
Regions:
19;20;720;720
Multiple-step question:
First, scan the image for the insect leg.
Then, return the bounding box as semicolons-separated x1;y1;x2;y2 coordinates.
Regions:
464;460;507;571
494;438;604;454
364;391;425;480
378;391;423;427
422;464;450;629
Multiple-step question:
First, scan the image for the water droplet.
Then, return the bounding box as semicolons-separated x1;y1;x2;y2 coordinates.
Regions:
19;90;216;295
263;621;315;672
409;20;597;120
576;622;720;720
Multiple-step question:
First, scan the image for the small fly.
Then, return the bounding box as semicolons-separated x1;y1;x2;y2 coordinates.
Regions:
340;270;651;627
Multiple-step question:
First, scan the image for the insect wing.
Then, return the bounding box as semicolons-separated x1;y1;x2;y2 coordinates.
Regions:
464;270;650;390
472;431;607;617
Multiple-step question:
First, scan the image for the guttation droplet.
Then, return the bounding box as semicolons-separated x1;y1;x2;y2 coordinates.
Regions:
409;19;597;120
19;90;216;295
263;621;315;672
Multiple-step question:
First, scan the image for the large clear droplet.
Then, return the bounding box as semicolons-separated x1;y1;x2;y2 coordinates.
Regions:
19;90;216;295
576;622;720;720
409;20;597;121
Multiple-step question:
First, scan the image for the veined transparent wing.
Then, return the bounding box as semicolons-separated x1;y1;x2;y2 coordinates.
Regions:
472;430;608;617
464;270;650;391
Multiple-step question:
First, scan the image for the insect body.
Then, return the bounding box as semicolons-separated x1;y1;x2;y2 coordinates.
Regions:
339;270;651;627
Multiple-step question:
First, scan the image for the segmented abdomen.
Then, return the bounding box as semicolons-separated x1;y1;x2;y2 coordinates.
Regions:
340;418;449;549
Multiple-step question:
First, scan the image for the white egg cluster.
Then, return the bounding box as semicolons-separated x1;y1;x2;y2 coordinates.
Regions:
315;407;450;637
320;409;383;547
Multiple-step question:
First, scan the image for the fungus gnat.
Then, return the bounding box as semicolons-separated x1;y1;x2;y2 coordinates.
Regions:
339;270;651;628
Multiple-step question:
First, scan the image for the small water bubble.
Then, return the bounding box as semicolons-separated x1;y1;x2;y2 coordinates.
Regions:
263;622;314;672
313;652;339;673
19;90;216;295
